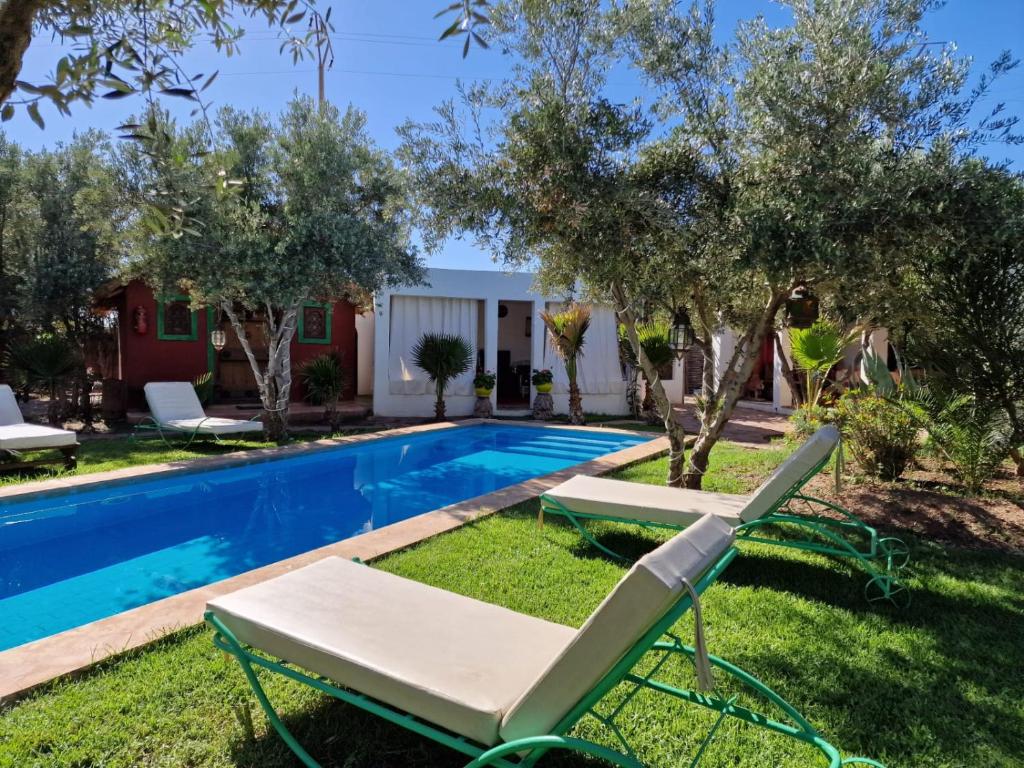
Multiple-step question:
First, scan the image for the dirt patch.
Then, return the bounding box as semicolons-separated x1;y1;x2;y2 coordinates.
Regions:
805;460;1024;553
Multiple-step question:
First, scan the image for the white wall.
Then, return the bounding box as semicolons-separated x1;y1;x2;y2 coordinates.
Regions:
372;268;629;418
355;311;374;396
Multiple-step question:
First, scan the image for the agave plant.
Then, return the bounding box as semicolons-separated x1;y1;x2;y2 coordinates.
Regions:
3;334;80;425
541;303;591;425
789;319;859;409
299;353;348;429
411;332;475;421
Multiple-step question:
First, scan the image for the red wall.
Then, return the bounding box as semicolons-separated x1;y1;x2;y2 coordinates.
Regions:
118;281;210;409
117;280;358;409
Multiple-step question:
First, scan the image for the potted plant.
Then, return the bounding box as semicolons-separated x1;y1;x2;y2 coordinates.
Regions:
474;370;496;397
532;368;554;394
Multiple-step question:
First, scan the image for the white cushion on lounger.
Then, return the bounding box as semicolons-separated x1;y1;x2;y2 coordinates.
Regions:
0;423;77;451
207;557;577;747
543;426;842;527
163;417;263;436
738;426;839;522
500;514;734;742
144;381;207;423
0;384;25;426
544;474;748;526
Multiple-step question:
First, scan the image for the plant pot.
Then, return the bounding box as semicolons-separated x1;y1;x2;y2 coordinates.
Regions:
535;383;553;394
475;387;493;397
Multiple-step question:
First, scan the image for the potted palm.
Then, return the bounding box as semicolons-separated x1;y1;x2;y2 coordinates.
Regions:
532;368;553;394
473;370;496;397
412;332;475;421
540;304;591;425
299;353;347;430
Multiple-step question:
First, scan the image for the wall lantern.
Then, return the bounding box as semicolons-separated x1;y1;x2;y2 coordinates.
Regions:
210;329;227;351
785;284;819;329
669;308;696;361
132;306;148;335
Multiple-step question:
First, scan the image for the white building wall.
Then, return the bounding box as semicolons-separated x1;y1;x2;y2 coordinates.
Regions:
372;268;629;418
355;311;374;396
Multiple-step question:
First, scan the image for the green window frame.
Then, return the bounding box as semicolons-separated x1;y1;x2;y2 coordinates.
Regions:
157;295;199;341
298;302;332;345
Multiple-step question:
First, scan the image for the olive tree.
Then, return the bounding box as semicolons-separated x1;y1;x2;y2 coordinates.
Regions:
620;0;1018;486
399;0;696;485
136;96;422;441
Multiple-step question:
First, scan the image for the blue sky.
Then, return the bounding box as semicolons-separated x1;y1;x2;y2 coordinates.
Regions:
5;0;1022;271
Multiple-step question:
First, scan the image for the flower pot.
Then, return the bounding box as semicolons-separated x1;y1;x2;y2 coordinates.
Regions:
535;383;553;394
475;387;493;397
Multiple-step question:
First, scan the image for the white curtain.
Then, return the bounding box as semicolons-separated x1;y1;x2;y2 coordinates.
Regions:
388;296;479;395
543;303;626;395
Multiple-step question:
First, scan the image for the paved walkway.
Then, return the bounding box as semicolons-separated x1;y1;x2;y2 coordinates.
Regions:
673;404;792;448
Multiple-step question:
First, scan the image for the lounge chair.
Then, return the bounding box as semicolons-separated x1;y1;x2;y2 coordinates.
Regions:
540;426;909;606
207;516;884;767
0;384;78;472
137;381;262;446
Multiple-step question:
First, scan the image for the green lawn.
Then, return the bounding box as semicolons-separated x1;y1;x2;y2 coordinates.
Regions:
1;442;1023;767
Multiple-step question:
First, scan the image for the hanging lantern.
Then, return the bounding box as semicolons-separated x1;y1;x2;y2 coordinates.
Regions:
785;285;819;329
669;308;696;361
210;329;227;351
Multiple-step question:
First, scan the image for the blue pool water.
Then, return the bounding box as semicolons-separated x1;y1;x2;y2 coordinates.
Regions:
0;424;646;651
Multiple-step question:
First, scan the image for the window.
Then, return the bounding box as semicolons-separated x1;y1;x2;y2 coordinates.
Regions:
157;296;198;341
298;302;332;344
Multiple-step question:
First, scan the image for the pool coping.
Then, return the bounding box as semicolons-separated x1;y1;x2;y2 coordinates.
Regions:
0;419;667;705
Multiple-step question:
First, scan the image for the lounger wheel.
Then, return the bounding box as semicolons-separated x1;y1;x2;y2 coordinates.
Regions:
877;537;910;571
864;574;910;609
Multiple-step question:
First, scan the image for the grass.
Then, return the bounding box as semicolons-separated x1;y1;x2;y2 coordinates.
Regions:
2;442;1023;767
0;430;377;488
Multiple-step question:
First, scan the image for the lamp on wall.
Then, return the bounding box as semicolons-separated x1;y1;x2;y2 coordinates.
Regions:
210;329;227;351
669;308;696;361
785;284;819;328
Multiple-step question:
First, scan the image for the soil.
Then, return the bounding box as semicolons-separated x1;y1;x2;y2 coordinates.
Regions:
804;457;1024;554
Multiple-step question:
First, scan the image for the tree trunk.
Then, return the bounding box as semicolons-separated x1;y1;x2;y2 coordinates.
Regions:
1011;447;1024;477
611;281;687;487
222;301;299;444
435;381;446;421
0;0;39;106
640;381;659;425
683;289;790;489
566;380;585;425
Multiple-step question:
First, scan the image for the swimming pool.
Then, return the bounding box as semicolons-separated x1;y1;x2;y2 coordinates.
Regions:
0;424;647;651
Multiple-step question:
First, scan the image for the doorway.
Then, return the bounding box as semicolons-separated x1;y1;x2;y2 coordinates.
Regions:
496;301;533;407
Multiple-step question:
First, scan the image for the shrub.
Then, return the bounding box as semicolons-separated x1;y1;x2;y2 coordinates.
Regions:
917;396;1013;495
835;391;920;481
789;404;834;440
299;353;348;428
473;370;496;390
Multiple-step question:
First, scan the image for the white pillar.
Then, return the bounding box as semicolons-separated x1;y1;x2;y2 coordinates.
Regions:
484;297;499;410
371;292;391;415
774;331;793;410
530;300;545;404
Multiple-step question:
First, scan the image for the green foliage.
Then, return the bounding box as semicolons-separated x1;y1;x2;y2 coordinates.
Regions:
836;390;920;481
299;354;346;407
789;320;858;408
3;333;81;424
411;332;474;420
192;372;214;407
540;303;591;425
472;370;496;390
788;404;834;441
531;368;553;385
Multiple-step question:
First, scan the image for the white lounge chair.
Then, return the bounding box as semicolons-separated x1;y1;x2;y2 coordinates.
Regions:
0;384;78;472
138;381;263;446
541;426;909;605
206;516;884;767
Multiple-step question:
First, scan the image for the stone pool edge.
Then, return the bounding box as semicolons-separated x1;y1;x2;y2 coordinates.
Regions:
0;420;667;704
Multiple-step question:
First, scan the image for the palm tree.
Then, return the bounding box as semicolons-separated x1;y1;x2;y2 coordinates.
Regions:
412;332;475;421
3;334;80;425
789;319;859;409
541;303;591;425
636;321;674;424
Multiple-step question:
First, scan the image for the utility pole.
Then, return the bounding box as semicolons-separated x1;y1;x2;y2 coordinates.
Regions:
310;8;334;110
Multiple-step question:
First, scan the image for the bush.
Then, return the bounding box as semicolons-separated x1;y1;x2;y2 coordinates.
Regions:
919;396;1013;495
836;391;920;481
299;353;347;428
789;404;834;440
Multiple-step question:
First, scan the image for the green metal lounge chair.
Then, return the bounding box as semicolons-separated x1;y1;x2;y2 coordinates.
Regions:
207;515;884;767
540;426;909;606
135;381;262;447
